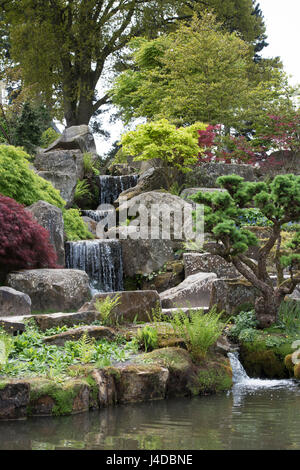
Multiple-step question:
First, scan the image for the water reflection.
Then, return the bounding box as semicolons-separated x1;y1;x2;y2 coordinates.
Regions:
1;386;300;450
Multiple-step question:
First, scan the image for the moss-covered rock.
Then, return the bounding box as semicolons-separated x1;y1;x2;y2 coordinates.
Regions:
239;334;294;379
139;347;233;397
27;378;90;416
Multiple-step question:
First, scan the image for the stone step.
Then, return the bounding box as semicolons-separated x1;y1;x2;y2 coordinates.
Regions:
0;310;97;334
162;306;209;318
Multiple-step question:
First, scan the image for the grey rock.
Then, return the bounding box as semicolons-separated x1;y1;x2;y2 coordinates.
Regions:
6;269;90;312
117;191;195;242
160;272;217;308
26;200;65;266
183;252;240;279
34;149;84;206
184;162;261;188
79;290;161;323
43;325;116;346
210;278;259;316
0;287;31;317
45;125;96;154
0;382;30;421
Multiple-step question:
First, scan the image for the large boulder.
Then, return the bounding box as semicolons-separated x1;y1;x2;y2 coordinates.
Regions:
79;290;161;323
117;191;196;242
34;149;84;206
115;364;169;404
6;269;90;312
210;278;259;316
0;287;31;317
184;162;261;188
183;253;240;279
26;201;65;266
160;272;217;308
44;125;97;154
92;363;169;405
117;229;176;277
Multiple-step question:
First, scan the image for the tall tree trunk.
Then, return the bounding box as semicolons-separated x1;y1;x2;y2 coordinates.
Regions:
255;289;284;328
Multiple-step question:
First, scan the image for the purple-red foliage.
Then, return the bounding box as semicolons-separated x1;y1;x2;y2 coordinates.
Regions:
0;194;58;272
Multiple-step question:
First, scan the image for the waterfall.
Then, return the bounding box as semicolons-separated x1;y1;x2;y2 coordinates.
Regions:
99;175;139;205
65;240;123;293
228;352;250;384
82;209;114;223
228;351;292;389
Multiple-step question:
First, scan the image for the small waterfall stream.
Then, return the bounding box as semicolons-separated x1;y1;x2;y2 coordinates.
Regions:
65;240;123;293
66;175;138;293
99;175;139;205
228;352;293;389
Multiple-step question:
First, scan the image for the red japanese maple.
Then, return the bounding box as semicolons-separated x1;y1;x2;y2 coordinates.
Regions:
0;194;58;273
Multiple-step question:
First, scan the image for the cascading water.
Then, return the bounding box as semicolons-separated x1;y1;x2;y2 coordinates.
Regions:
228;351;293;389
82;209;114;223
65;240;123;294
99;175;139;205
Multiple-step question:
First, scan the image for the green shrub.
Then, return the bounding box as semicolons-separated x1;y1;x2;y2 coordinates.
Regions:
94;294;121;326
238;328;258;343
170;307;225;361
74;179;92;202
0;144;65;208
63;209;94;241
136;325;159;352
229;310;258;340
40;127;60;148
278;300;300;333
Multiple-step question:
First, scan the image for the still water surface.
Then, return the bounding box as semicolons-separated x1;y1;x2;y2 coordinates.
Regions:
1;382;300;450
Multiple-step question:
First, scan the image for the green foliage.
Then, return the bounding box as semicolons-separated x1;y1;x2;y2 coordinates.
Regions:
111;12;291;130
136;325;159;352
229;310;258;340
169;307;225;361
0;144;65;208
0;321;137;379
196;367;233;394
120;119;206;188
94;295;121;327
277;301;300;334
74;179;92;202
238;328;259;343
40;127;60;148
0;329;14;371
63;209;94;241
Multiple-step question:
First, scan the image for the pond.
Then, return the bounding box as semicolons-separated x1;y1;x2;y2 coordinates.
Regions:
1;378;300;450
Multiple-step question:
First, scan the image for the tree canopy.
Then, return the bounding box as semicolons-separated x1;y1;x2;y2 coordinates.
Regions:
0;0;268;127
111;12;294;131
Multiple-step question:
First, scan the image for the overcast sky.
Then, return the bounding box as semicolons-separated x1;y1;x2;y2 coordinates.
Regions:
95;1;300;155
258;0;300;85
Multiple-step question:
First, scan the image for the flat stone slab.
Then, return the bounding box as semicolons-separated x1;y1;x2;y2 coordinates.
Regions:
0;287;31;317
0;310;98;335
79;290;161;323
33;311;97;331
160;272;217;308
43;325;116;346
